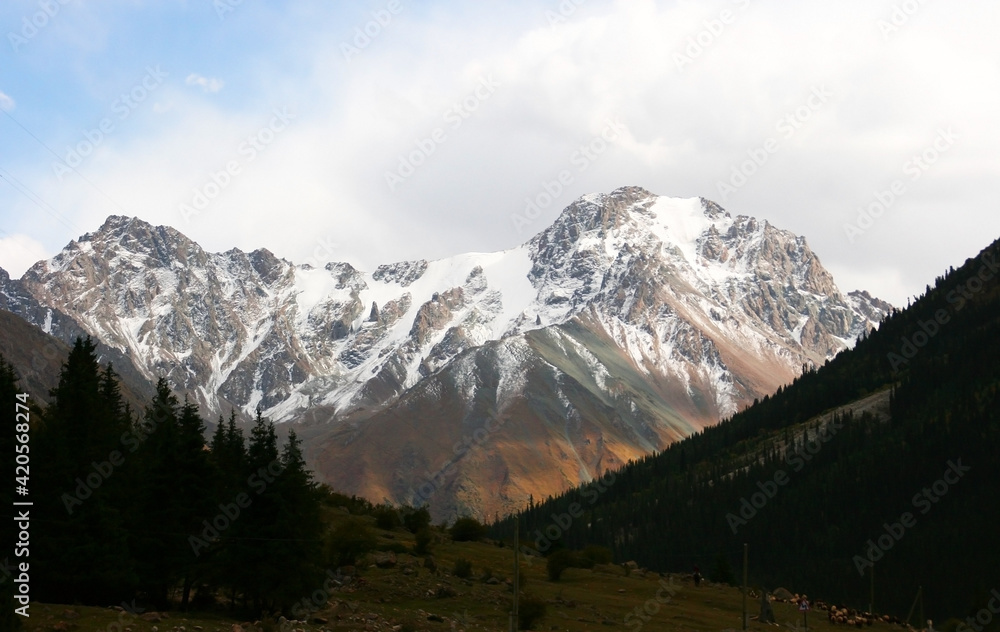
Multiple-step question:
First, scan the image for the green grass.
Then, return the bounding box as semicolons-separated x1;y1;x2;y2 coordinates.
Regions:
22;527;908;632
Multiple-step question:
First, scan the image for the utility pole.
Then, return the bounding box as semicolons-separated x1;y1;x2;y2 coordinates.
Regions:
906;585;924;628
869;564;874;614
742;543;748;631
919;585;924;630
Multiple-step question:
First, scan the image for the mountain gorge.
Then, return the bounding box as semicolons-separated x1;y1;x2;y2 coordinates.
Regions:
0;186;889;519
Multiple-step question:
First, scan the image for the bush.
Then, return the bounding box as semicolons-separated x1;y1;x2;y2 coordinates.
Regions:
518;593;548;630
373;506;401;530
449;516;488;542
189;584;217;609
318;485;375;515
414;527;433;555
574;555;595;570
581;545;613;566
546;550;576;581
423;555;437;573
453;557;473;579
326;517;377;566
402;507;431;533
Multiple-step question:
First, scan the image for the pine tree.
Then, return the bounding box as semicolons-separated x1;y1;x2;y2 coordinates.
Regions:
175;399;215;609
210;414;226;457
33;337;136;604
205;409;246;605
271;430;324;609
131;378;182;606
230;410;284;613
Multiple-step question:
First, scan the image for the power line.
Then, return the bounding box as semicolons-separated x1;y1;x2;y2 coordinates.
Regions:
0;165;79;234
1;106;128;215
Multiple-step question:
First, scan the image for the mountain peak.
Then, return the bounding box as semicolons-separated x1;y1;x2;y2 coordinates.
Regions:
97;214;139;232
17;190;889;426
10;189;893;520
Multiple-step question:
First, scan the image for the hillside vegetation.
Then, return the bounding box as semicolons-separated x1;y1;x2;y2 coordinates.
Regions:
491;237;1000;624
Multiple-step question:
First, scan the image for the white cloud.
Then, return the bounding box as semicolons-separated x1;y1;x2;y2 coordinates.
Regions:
0;91;15;111
3;2;999;308
185;73;224;93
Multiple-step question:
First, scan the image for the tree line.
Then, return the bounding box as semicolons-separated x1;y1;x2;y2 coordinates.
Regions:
2;337;327;615
491;238;1000;626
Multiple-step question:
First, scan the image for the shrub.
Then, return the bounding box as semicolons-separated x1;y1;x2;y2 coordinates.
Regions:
574;555;595;570
373;506;401;530
326;517;377;566
518;593;548;630
318;485;375;515
378;542;409;555
423;555;437;573
546;550;576;581
582;545;613;566
453;557;473;579
449;516;488;542
414;527;433;555
402;507;431;533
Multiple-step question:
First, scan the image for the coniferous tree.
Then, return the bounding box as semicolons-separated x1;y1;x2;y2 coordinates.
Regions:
210;414;226;458
176;399;215;609
130;383;214;608
205;409;246;605
131;379;182;606
230;410;284;613
270;429;324;609
33;337;135;604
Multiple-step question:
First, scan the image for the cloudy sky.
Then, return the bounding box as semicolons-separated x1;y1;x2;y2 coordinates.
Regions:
1;1;998;307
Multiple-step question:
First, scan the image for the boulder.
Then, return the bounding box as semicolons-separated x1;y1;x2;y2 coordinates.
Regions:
374;551;397;568
773;587;795;601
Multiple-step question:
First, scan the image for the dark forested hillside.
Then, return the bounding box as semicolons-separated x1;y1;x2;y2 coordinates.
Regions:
491;237;1000;624
3;337;328;615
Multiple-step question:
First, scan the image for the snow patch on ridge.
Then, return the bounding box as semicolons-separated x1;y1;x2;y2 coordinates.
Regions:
17;190;890;425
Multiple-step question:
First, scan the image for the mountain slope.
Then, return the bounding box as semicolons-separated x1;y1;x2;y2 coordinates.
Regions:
8;186;888;519
491;235;1000;622
0;267;155;408
0;309;71;405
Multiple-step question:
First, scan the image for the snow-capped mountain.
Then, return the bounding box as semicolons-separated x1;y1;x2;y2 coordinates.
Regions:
6;186;890;519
